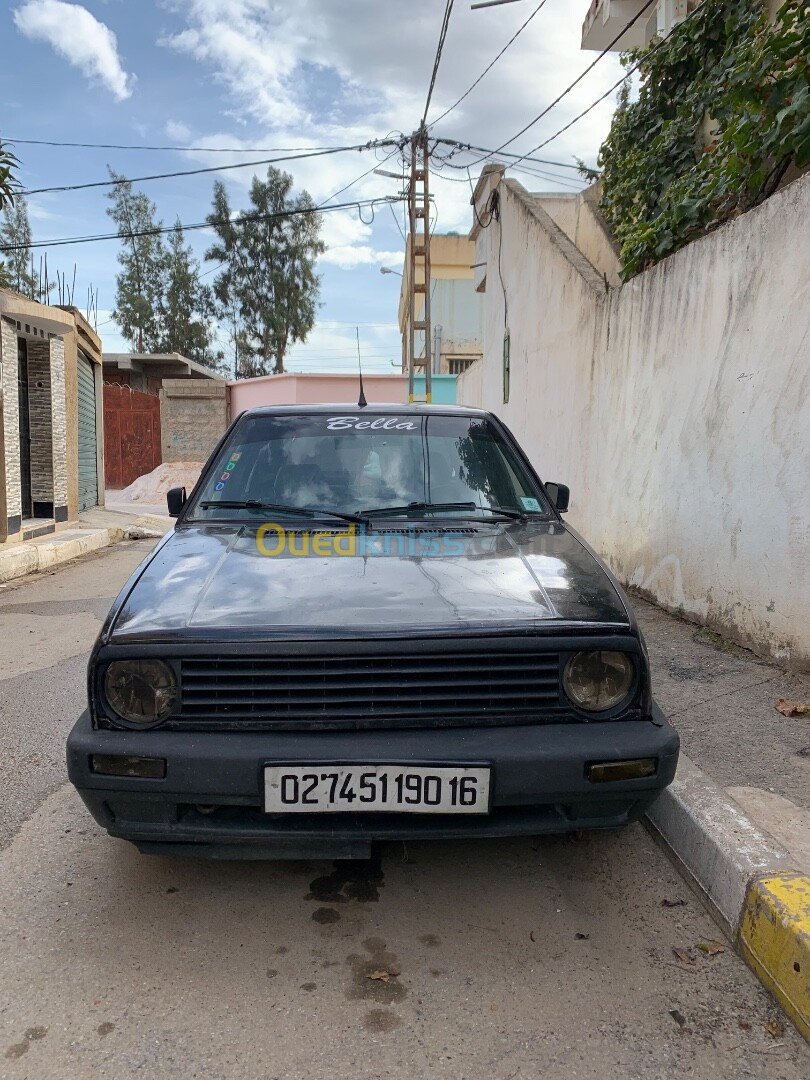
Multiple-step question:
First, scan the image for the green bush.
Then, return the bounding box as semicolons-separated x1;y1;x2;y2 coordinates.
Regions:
597;0;810;279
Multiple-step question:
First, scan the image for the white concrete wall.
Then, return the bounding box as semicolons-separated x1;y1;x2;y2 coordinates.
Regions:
458;172;810;669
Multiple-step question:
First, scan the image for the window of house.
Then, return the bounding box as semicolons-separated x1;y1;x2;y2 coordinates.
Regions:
448;357;478;375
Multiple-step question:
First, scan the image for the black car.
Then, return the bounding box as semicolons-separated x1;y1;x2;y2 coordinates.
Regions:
67;404;679;859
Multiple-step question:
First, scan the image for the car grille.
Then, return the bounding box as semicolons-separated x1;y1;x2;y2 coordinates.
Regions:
177;648;563;729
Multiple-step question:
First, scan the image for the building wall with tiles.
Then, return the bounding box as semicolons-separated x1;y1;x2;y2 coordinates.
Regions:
1;316;22;538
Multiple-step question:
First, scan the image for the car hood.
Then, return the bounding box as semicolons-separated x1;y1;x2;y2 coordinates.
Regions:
109;522;630;641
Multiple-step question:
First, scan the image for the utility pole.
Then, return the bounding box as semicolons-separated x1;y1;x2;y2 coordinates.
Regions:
407;124;432;404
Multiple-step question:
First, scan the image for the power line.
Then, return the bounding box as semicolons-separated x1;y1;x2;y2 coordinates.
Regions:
433;137;582;171
428;0;549;128
431;158;583;190
423;0;456;124
465;0;657;164
3;137;352;153
318;143;405;207
19;140;398;197
516;2;706;164
0;196;404;253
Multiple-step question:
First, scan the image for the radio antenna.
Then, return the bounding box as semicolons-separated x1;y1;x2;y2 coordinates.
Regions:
356;326;367;408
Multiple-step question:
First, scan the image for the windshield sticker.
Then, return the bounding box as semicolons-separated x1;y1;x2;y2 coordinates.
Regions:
326;416;418;431
213;453;242;493
520;497;541;511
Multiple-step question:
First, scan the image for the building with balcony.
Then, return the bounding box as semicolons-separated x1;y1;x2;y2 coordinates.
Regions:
397;233;484;378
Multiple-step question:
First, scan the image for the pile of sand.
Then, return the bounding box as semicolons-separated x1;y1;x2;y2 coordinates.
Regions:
118;462;204;504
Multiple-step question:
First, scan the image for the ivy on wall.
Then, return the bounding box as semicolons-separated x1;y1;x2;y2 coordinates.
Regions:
597;0;810;279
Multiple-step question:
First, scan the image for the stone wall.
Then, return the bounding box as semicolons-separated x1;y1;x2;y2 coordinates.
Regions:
26;341;53;512
159;379;229;464
50;337;68;520
1;317;21;538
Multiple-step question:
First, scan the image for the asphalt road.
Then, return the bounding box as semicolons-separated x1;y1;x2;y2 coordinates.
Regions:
1;543;808;1079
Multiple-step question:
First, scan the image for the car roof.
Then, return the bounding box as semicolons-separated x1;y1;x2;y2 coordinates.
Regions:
238;402;492;419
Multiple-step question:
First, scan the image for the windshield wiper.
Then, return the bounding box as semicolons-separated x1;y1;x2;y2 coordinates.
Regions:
476;508;528;521
198;500;365;524
360;501;478;519
359;501;528;522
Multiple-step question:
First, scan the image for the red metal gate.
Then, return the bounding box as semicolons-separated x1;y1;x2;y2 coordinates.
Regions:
103;383;162;489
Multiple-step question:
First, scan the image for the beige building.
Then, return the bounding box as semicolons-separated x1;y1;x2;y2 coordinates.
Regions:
397;233;483;377
0;290;104;544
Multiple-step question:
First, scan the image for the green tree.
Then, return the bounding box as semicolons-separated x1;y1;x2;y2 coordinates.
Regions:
0;139;20;288
160;222;221;367
106;171;168;351
0;194;37;297
107;174;220;365
205;167;324;377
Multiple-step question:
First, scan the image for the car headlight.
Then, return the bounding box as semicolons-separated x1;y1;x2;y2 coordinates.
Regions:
563;651;634;712
103;659;178;727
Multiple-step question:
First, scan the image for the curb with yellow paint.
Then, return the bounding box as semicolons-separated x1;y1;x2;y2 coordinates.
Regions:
740;874;810;1042
646;755;810;1042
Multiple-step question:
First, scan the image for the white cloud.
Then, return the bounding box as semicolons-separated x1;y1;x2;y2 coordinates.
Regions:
320;245;404;270
164;119;192;141
159;1;621;267
13;0;135;101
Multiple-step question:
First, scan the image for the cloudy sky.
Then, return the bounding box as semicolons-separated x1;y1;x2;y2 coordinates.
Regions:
2;0;624;372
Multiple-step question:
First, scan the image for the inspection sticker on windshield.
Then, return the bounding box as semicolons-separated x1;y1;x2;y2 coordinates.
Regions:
264;764;491;814
520;497;541;511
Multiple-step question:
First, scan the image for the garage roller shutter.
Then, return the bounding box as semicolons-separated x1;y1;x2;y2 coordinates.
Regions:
77;353;98;512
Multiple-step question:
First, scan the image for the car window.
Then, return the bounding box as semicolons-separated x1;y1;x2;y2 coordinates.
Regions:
187;413;550;520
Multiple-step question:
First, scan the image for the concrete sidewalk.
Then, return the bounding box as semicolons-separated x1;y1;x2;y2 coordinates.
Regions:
0;506;171;585
635;598;809;867
635;598;810;1041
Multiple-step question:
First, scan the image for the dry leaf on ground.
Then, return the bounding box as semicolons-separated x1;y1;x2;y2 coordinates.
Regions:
697;940;726;956
366;966;401;982
672;947;695;965
775;698;810;717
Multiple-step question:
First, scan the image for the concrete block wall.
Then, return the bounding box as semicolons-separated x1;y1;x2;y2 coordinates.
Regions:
159;379;229;464
460;170;810;670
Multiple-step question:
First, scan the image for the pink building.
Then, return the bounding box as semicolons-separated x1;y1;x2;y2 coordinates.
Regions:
229;372;457;414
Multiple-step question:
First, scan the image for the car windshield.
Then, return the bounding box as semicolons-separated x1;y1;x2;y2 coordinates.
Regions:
187;412;551;521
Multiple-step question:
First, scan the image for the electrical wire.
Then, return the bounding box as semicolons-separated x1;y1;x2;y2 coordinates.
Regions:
422;0;456;124
389;200;406;242
0;196;404;253
464;0;657;164
319;143;404;207
515;1;706;164
432;160;583;190
2;137;361;153
19;140;399;197
432;137;582;171
428;0;549;128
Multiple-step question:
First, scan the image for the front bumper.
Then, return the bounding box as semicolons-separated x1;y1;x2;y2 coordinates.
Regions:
67;707;679;858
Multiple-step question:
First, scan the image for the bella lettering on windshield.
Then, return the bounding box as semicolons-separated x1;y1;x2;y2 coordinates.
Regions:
326;417;417;431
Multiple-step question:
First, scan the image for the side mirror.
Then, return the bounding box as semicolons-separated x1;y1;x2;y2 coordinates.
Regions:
167;487;187;518
545;482;570;513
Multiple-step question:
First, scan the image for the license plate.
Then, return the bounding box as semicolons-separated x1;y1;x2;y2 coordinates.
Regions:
264;765;491;815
